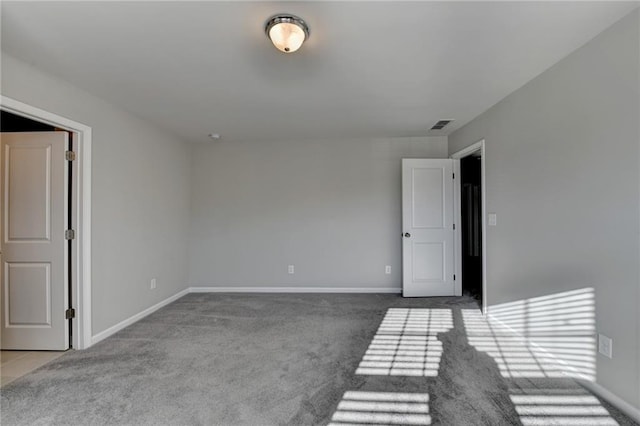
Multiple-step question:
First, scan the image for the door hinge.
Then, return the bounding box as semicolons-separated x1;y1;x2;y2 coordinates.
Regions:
453;223;456;230
65;229;75;240
65;308;76;319
65;150;76;161
453;274;456;281
453;173;455;179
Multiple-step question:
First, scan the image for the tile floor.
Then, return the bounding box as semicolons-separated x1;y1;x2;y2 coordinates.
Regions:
1;350;66;387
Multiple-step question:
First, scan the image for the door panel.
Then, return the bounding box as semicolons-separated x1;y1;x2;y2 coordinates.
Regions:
411;167;445;229
1;132;68;350
413;242;445;282
7;146;51;240
402;159;456;297
6;263;51;325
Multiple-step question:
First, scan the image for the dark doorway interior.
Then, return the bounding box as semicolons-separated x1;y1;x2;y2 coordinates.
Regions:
460;155;482;303
1;111;56;132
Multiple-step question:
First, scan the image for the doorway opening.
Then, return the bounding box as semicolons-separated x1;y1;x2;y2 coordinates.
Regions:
460;154;482;304
1;111;73;350
452;140;487;313
1;96;92;350
1;111;57;132
0;111;73;349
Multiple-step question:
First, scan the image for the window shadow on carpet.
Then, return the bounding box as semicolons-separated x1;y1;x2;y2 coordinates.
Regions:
328;295;632;426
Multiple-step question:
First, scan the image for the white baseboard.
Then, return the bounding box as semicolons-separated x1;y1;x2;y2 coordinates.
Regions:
189;286;402;294
577;379;640;423
90;288;189;345
89;286;400;346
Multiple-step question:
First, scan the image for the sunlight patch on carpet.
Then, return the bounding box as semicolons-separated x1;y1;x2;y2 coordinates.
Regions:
356;308;452;377
328;391;431;426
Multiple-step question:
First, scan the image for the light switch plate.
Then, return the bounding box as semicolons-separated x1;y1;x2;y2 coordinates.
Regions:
488;213;497;226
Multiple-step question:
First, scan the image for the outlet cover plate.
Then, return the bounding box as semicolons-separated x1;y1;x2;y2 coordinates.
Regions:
598;334;612;358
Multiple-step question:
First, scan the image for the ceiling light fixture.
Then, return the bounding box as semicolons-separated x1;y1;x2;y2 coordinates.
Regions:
265;14;309;53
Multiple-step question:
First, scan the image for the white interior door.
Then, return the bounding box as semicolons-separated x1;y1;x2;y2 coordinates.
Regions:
1;132;69;350
402;159;457;297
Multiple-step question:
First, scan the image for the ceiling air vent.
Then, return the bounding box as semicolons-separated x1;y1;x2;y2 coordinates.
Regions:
431;120;453;130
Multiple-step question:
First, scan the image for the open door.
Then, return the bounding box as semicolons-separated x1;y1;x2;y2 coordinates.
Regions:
402;159;457;297
1;132;69;350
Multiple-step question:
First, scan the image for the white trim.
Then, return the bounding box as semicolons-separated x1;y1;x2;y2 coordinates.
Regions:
189;286;402;294
0;96;92;349
450;139;487;314
452;160;462;296
577;379;640;423
451;141;484;160
90;289;189;345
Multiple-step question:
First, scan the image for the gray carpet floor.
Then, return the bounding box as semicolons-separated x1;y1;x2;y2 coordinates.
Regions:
0;293;637;425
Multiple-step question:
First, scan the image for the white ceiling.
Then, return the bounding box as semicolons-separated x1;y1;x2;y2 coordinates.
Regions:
2;1;638;143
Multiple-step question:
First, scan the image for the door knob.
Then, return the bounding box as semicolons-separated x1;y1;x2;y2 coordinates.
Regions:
404;232;411;238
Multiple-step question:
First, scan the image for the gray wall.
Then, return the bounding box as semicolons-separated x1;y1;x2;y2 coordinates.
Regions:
188;136;447;289
1;53;192;336
449;11;639;409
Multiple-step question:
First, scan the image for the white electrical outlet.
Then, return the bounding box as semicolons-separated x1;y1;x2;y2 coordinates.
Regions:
150;278;157;290
598;334;612;358
488;213;497;226
288;265;295;274
385;265;392;274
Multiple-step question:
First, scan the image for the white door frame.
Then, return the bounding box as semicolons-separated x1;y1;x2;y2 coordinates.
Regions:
1;95;92;349
451;139;487;314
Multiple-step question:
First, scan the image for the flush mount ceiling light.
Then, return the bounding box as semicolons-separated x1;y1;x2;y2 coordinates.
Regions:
265;14;309;53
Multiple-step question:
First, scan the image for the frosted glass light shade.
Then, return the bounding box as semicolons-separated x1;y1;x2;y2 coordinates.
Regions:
265;15;309;53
